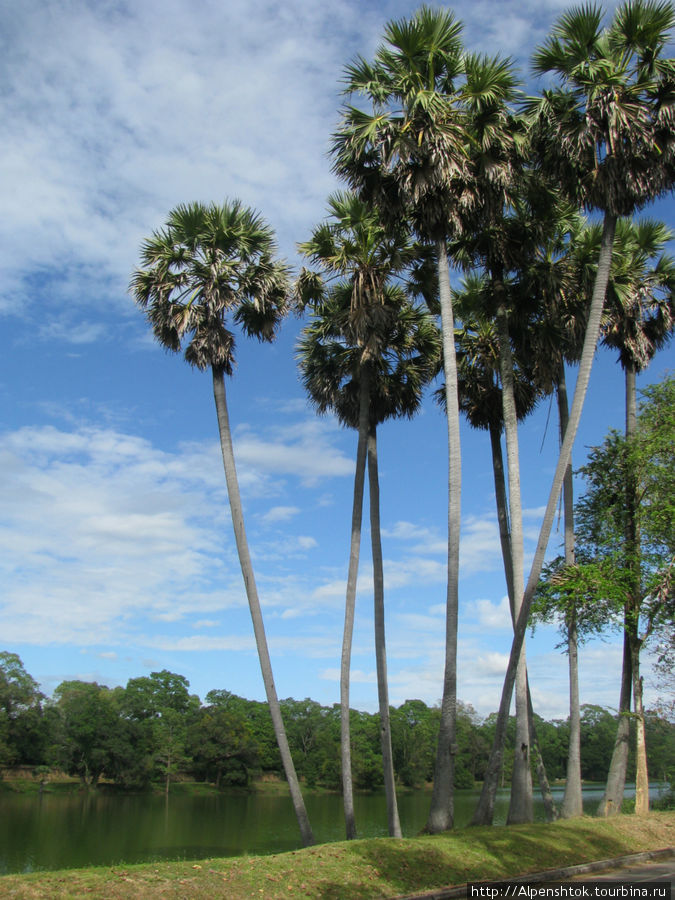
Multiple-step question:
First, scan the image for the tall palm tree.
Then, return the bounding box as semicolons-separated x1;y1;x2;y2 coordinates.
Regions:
598;216;674;816
472;0;675;826
452;54;548;825
130;200;314;847
333;7;480;833
521;206;595;819
451;291;559;823
297;191;423;839
298;288;440;838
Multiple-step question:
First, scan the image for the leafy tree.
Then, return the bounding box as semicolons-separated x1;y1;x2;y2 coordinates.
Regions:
51;681;119;786
0;652;46;768
544;375;674;814
206;690;280;774
189;705;257;787
130;200;314;845
580;705;621;781
390;700;439;789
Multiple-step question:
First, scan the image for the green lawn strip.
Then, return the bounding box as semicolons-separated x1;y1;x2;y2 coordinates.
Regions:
1;812;673;899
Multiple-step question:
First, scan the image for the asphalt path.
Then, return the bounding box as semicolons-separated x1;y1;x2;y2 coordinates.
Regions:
397;849;675;900
568;856;675;895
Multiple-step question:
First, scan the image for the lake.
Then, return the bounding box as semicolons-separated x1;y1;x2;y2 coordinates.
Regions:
0;783;664;875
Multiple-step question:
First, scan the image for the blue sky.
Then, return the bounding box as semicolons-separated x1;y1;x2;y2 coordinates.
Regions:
1;0;673;721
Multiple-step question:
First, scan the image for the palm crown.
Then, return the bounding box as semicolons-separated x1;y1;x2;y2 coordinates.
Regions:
130;200;290;374
529;0;675;216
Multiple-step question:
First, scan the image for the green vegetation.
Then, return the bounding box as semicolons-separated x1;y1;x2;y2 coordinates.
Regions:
1;654;673;797
0;812;673;899
3;0;673;858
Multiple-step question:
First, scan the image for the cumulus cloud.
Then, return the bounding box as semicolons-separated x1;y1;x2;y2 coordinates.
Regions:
474;595;512;630
0;417;353;646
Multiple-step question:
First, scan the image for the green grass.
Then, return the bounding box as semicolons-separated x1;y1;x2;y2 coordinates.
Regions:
0;811;673;899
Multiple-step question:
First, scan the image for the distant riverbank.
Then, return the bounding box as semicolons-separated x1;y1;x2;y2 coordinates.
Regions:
0;811;673;899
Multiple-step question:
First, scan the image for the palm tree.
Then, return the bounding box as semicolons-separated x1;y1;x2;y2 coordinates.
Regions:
298;288;440;838
453;54;547;825
521;206;595;819
296;191;424;839
598;216;674;816
451;291;559;822
130;200;314;847
472;0;675;826
333;6;478;834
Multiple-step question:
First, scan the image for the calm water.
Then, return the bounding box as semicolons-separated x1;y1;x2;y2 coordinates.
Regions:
0;783;663;874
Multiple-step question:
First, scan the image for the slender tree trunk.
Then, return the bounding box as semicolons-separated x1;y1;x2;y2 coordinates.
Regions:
494;296;533;825
527;687;557;821
341;367;371;840
557;364;583;819
471;212;617;827
490;423;556;821
212;366;315;847
368;424;402;838
426;239;462;834
489;423;513;600
598;362;643;818
597;633;633;817
631;639;649;814
626;363;649;814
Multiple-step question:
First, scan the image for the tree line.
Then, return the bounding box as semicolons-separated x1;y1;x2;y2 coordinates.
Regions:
1;654;673;799
125;0;675;846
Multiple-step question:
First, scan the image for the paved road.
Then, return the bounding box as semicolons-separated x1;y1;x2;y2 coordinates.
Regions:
398;850;675;900
568;857;674;895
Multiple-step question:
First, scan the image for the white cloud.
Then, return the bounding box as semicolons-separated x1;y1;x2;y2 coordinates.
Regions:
259;505;301;525
474;595;512;630
235;420;353;486
0;418;354;646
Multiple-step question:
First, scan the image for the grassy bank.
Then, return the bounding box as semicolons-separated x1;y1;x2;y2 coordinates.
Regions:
0;811;673;899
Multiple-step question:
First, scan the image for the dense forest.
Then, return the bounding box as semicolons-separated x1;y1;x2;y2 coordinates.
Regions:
1;654;672;798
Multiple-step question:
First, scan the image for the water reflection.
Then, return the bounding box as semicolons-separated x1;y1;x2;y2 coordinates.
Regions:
0;784;664;875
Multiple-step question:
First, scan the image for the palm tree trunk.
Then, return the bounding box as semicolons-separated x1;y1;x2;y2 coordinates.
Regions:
426;238;461;834
212;366;315;847
625;362;649;815
557;364;583;819
490;423;556;821
489;423;513;600
527;686;557;821
341;366;371;840
471;212;617;827
598;361;643;818
368;424;402;838
626;364;649;815
494;296;533;825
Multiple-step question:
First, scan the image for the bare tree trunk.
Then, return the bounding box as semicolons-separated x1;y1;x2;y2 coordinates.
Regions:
494;297;532;825
557;364;583;819
489;423;513;600
212;367;315;847
597;633;633;817
471;213;617;827
490;423;556;821
527;687;557;821
426;239;462;834
598;362;644;818
368;424;402;838
340;367;371;840
632;642;649;814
